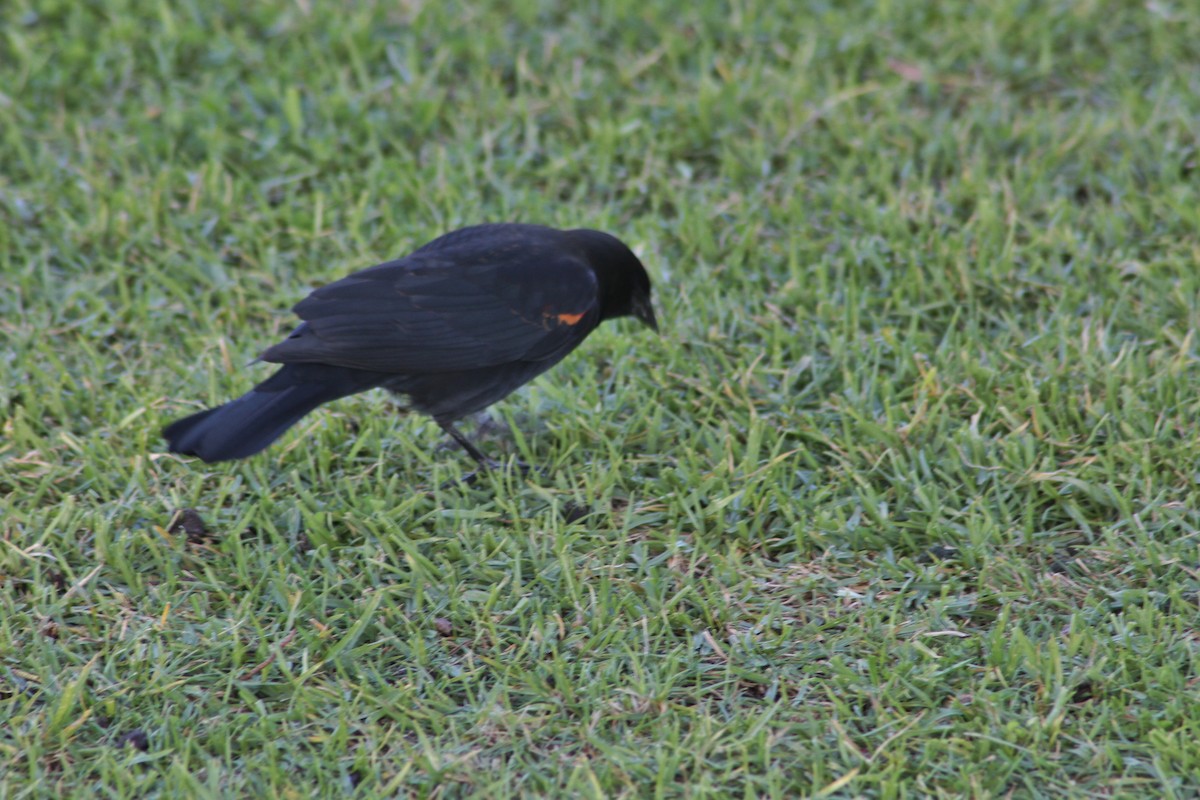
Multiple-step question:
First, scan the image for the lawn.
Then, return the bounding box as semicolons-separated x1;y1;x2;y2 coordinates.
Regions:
3;0;1200;796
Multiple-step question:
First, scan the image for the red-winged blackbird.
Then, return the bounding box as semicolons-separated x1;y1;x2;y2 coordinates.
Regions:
163;223;657;467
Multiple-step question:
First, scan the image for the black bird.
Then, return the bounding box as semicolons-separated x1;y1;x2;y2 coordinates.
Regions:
163;223;657;468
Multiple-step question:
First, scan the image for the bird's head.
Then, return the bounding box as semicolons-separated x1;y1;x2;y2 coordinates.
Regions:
570;228;659;333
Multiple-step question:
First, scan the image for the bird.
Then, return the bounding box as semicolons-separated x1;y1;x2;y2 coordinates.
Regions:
162;223;658;469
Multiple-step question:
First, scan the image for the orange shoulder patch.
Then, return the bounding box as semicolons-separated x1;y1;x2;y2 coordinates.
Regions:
555;311;586;326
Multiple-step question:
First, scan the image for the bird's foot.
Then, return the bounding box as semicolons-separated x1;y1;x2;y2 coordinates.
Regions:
439;457;540;490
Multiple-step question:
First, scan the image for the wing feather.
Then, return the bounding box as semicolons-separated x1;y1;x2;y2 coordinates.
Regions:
260;244;599;373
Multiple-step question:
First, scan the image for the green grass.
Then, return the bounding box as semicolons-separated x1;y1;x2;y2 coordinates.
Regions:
3;0;1200;796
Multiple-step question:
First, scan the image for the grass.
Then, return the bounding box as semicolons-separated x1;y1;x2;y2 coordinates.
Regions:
3;0;1200;796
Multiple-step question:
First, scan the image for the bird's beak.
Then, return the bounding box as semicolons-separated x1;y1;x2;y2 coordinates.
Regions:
632;294;658;332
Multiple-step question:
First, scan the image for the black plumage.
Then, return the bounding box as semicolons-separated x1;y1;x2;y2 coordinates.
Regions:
163;223;657;467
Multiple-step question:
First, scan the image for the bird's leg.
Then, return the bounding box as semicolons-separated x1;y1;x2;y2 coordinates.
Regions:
438;420;499;471
436;420;542;488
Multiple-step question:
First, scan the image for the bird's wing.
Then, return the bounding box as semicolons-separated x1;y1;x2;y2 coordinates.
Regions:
259;251;600;373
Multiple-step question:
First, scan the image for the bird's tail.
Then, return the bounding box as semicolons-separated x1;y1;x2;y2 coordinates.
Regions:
163;364;384;463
